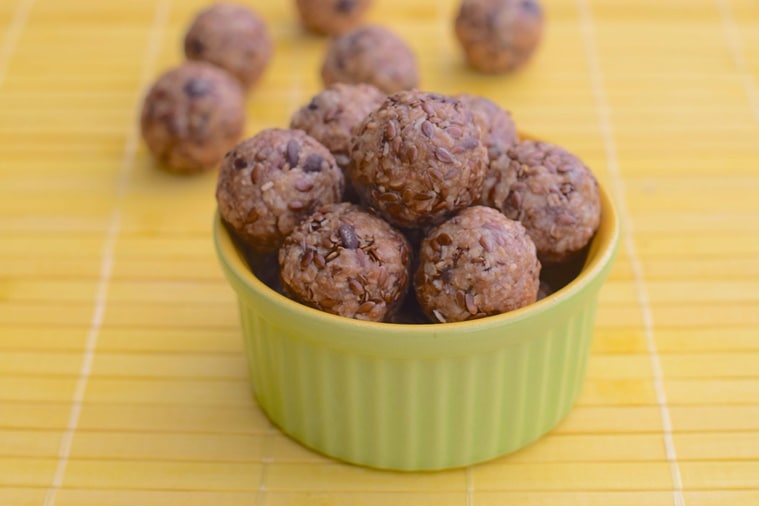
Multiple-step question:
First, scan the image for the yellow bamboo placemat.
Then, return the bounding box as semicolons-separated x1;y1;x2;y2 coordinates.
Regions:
1;0;758;504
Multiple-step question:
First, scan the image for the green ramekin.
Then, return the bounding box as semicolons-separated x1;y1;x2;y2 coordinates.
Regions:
214;184;620;471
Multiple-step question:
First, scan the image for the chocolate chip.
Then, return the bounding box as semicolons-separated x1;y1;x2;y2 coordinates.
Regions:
303;154;323;173
183;78;212;98
436;232;452;245
233;157;247;170
336;0;356;13
186;37;205;56
286;140;300;168
338;223;359;249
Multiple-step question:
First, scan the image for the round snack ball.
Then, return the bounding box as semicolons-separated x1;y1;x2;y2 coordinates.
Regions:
216;128;344;254
454;94;521;208
455;93;518;161
455;0;544;73
140;61;245;174
485;140;601;264
290;83;386;171
295;0;373;35
415;206;540;323
279;202;412;322
349;90;488;229
184;3;273;90
321;25;419;94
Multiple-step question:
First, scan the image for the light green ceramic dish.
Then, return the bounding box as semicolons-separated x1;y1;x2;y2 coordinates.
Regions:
214;184;620;471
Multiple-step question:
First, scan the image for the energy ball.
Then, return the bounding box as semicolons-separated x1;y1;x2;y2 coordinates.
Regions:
349;90;488;229
216;128;344;253
279;202;412;322
140;61;245;174
415;206;540;323
455;94;522;209
455;93;518;161
321;25;420;94
295;0;373;35
290;83;385;171
184;3;273;90
455;0;544;73
485;140;601;264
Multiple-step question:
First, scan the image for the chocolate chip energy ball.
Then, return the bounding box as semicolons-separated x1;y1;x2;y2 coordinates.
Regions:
184;3;273;90
279;203;412;322
455;0;544;73
350;90;488;229
415;206;540;323
295;0;373;35
140;61;245;174
485;140;601;264
290;83;385;171
321;25;420;94
216;128;344;253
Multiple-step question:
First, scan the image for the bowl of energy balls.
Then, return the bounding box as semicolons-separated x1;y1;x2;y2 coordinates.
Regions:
214;87;619;471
